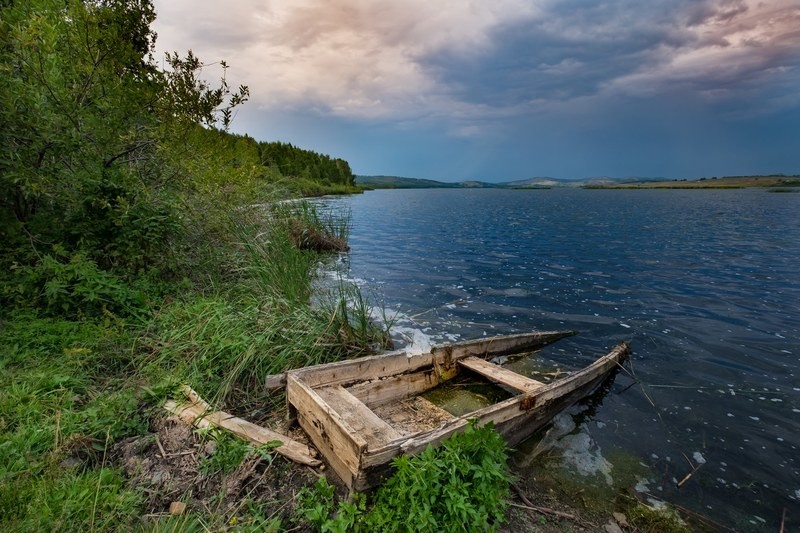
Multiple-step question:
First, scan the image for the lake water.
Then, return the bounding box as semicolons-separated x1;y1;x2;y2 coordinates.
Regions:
318;188;799;531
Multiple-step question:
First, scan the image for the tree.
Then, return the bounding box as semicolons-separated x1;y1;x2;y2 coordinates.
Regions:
0;0;248;271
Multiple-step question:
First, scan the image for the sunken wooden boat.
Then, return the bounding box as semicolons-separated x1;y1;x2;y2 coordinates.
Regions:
286;330;630;490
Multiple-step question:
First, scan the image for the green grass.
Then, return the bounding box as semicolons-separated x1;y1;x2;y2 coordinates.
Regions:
0;315;147;531
0;198;388;531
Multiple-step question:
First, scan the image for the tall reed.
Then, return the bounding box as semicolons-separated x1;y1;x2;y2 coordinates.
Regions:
144;199;386;408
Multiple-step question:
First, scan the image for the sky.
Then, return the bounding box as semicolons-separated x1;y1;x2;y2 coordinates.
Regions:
151;0;800;182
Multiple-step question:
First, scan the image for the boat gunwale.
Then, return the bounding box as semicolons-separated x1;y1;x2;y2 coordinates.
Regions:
287;330;576;389
361;341;630;459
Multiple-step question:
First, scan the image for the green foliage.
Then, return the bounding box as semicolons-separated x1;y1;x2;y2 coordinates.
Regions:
0;467;142;532
295;422;512;533
626;500;690;532
198;432;253;476
0;0;252;316
0;0;361;321
259;141;356;188
5;248;147;318
146;280;385;405
0;1;384;530
369;421;512;532
142;201;386;404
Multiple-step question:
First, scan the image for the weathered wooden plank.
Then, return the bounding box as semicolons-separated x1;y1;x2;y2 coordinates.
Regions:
286;374;365;487
289;331;574;389
430;330;576;362
263;373;287;391
289;349;430;388
315;385;402;448
346;369;442;408
517;343;629;409
164;396;321;467
458;357;545;393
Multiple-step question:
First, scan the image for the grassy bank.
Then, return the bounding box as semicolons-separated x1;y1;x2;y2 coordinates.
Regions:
0;201;384;530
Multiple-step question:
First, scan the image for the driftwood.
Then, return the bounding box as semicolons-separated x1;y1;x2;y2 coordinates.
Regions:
164;385;321;468
289;219;349;252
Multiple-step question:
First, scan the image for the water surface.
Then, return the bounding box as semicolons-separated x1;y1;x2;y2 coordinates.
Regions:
321;188;799;531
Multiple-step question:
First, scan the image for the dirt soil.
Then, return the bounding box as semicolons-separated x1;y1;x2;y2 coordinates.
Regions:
113;415;319;528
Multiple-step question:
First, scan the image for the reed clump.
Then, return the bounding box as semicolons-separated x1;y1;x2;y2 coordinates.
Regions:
142;200;386;408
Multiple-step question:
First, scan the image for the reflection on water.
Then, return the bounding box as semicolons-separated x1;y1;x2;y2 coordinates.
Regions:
318;188;800;531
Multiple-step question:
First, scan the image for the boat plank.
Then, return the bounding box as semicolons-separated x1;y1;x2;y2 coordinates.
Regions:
346;369;441;408
163;398;320;467
315;385;402;447
458;357;545;393
286;375;365;486
290;331;574;388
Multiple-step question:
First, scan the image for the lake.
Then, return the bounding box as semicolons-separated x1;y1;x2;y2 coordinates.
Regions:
318;188;799;531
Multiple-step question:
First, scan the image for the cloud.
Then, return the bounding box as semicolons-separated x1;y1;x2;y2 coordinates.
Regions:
153;0;537;119
152;0;800;127
603;0;800;100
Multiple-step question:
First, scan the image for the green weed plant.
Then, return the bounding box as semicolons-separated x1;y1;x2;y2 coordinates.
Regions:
296;421;512;532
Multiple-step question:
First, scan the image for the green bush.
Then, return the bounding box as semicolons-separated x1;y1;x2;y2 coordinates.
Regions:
5;249;146;319
296;421;512;532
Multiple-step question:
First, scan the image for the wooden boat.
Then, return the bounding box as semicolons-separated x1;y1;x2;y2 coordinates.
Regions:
286;330;630;490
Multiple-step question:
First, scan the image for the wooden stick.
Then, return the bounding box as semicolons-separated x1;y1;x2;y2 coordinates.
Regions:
154;434;167;458
164;386;322;468
677;462;703;488
509;502;582;522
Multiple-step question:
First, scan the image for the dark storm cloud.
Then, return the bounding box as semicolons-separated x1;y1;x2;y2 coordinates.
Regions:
426;0;800;114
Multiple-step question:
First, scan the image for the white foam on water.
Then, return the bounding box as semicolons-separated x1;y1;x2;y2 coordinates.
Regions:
693;451;707;465
647;498;668;510
559;432;614;485
397;326;434;355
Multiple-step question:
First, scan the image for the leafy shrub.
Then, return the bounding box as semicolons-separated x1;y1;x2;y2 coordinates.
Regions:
296;421;512;532
5;249;146;318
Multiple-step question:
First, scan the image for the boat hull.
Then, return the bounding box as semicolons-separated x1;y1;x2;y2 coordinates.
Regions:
286;331;630;491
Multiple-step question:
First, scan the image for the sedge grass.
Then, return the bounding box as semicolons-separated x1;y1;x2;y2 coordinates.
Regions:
143;199;386;408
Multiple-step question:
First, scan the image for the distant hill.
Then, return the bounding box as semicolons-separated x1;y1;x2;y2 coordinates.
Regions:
355;175;461;189
594;175;800;189
356;175;555;189
356;174;800;190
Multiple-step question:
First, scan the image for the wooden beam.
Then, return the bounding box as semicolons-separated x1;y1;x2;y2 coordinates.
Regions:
263;373;287;391
346;369;442;408
315;385;402;448
164;388;321;468
289;331;574;389
458;357;545;393
287;374;365;488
